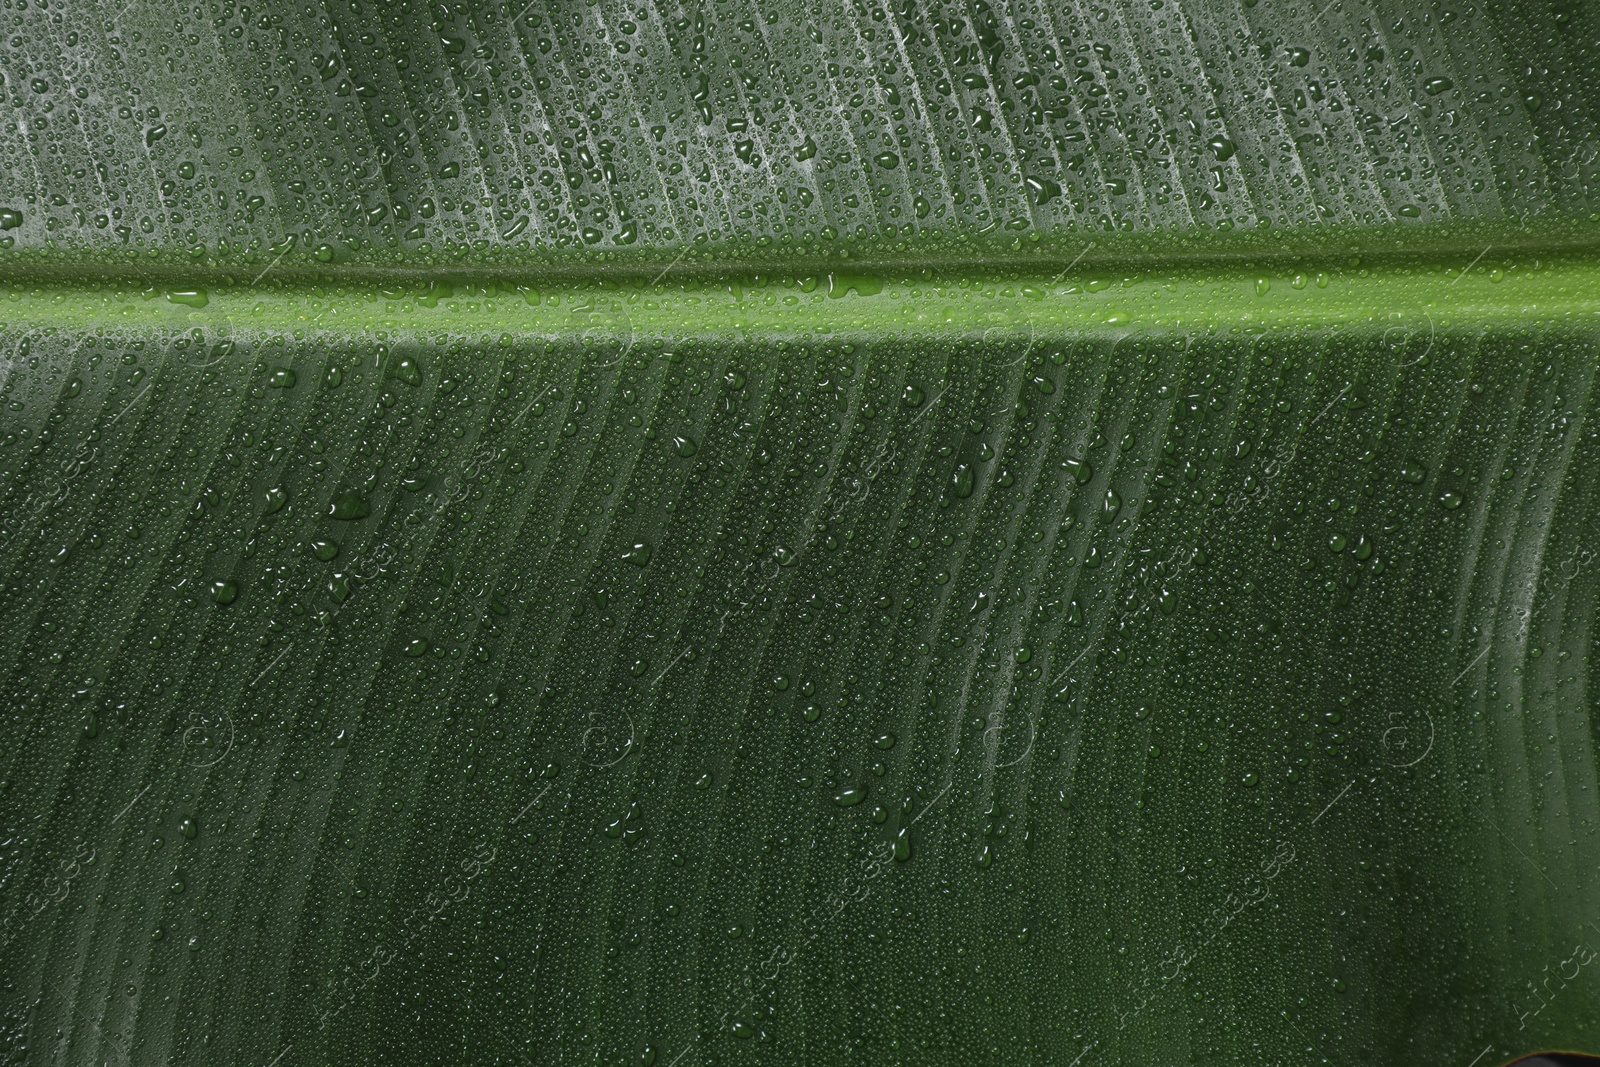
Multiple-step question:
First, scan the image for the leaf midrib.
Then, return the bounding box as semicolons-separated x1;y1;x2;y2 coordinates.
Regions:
6;252;1598;343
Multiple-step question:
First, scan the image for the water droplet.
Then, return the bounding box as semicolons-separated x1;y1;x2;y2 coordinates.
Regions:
328;490;371;520
672;435;698;457
264;487;287;514
210;580;238;605
833;787;866;806
393;357;423;387
268;368;297;389
623;542;652;567
951;463;974;498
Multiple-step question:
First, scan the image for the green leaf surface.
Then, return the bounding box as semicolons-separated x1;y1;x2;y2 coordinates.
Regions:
5;0;1600;1065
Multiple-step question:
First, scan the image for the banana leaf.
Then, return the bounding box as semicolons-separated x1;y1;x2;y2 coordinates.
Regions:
3;0;1600;1064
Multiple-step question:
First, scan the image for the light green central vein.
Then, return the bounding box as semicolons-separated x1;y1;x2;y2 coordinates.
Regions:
4;253;1598;340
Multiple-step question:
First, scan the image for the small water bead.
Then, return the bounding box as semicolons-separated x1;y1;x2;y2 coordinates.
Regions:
393;357;423;386
328;490;371;520
951;464;974;498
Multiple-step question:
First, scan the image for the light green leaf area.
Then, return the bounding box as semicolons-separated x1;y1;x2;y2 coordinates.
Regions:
5;0;1600;1064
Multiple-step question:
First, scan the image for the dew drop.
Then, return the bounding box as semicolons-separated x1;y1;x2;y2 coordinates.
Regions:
328;491;371;520
951;463;974;498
